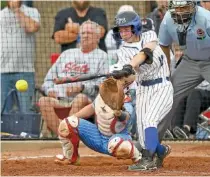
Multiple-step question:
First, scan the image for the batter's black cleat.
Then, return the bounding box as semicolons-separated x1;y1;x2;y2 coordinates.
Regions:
173;126;189;139
128;150;157;171
163;129;175;140
155;144;171;168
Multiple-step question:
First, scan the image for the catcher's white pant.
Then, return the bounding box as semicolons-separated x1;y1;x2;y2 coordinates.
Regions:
136;81;173;149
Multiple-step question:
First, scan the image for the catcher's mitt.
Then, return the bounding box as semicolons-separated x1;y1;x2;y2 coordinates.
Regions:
99;77;125;112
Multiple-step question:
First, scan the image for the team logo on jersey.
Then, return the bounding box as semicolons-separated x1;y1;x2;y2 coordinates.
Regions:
62;62;89;73
116;18;126;25
101;106;107;112
196;28;206;40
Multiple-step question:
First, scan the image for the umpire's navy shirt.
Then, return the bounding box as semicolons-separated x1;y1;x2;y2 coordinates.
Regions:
159;6;210;61
52;6;108;53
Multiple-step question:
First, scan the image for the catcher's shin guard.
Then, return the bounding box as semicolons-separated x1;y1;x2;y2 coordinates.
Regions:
56;115;80;165
108;137;142;162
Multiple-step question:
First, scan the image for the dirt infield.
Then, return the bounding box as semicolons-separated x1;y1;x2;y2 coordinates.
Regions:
1;142;210;176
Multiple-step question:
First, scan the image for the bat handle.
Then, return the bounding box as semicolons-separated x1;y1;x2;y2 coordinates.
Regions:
111;71;128;79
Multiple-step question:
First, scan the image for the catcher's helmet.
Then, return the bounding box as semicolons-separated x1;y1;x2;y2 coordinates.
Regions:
168;0;196;25
112;11;142;41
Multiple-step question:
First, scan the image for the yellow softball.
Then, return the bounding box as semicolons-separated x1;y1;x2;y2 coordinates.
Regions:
15;80;28;92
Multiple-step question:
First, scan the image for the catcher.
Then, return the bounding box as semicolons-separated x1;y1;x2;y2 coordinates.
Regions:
55;76;142;165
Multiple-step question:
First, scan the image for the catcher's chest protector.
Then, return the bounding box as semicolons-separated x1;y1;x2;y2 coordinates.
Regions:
95;95;127;136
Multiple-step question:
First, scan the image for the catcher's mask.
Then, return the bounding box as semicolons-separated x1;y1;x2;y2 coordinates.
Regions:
112;11;142;42
99;77;125;111
168;0;196;25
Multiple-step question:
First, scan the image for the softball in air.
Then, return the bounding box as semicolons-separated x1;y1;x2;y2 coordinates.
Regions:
15;80;28;92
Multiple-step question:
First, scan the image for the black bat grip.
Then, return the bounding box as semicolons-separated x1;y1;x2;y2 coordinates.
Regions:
110;70;128;79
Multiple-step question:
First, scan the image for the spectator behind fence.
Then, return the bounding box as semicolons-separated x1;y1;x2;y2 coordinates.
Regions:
52;0;108;53
39;21;109;134
0;0;40;112
141;17;155;33
171;81;210;139
147;1;167;35
201;0;210;11
22;0;33;7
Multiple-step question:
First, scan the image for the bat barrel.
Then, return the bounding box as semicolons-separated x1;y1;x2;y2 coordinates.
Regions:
54;74;108;84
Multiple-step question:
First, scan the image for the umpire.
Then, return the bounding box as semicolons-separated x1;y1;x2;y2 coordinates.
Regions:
158;0;210;139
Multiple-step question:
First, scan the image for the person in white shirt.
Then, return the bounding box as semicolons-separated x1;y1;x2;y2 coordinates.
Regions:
1;0;40;112
39;21;109;134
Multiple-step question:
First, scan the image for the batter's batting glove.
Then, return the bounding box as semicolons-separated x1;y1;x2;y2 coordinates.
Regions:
112;64;135;79
122;64;135;76
112;70;126;79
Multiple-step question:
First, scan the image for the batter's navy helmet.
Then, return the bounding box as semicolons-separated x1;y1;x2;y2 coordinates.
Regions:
112;11;142;41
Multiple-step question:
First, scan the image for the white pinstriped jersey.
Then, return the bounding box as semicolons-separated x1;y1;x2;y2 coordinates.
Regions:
116;31;173;149
117;30;170;83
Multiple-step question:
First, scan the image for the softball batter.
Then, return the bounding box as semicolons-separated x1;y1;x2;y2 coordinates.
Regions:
112;11;173;171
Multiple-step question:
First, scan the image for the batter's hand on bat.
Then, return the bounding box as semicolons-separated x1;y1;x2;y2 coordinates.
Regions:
111;65;136;88
112;64;135;79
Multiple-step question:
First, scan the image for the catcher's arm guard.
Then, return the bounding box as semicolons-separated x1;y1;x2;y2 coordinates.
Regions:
141;47;153;64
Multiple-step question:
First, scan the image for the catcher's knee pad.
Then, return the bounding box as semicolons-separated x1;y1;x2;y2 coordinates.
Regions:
58;115;80;163
108;137;142;162
58;115;79;137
